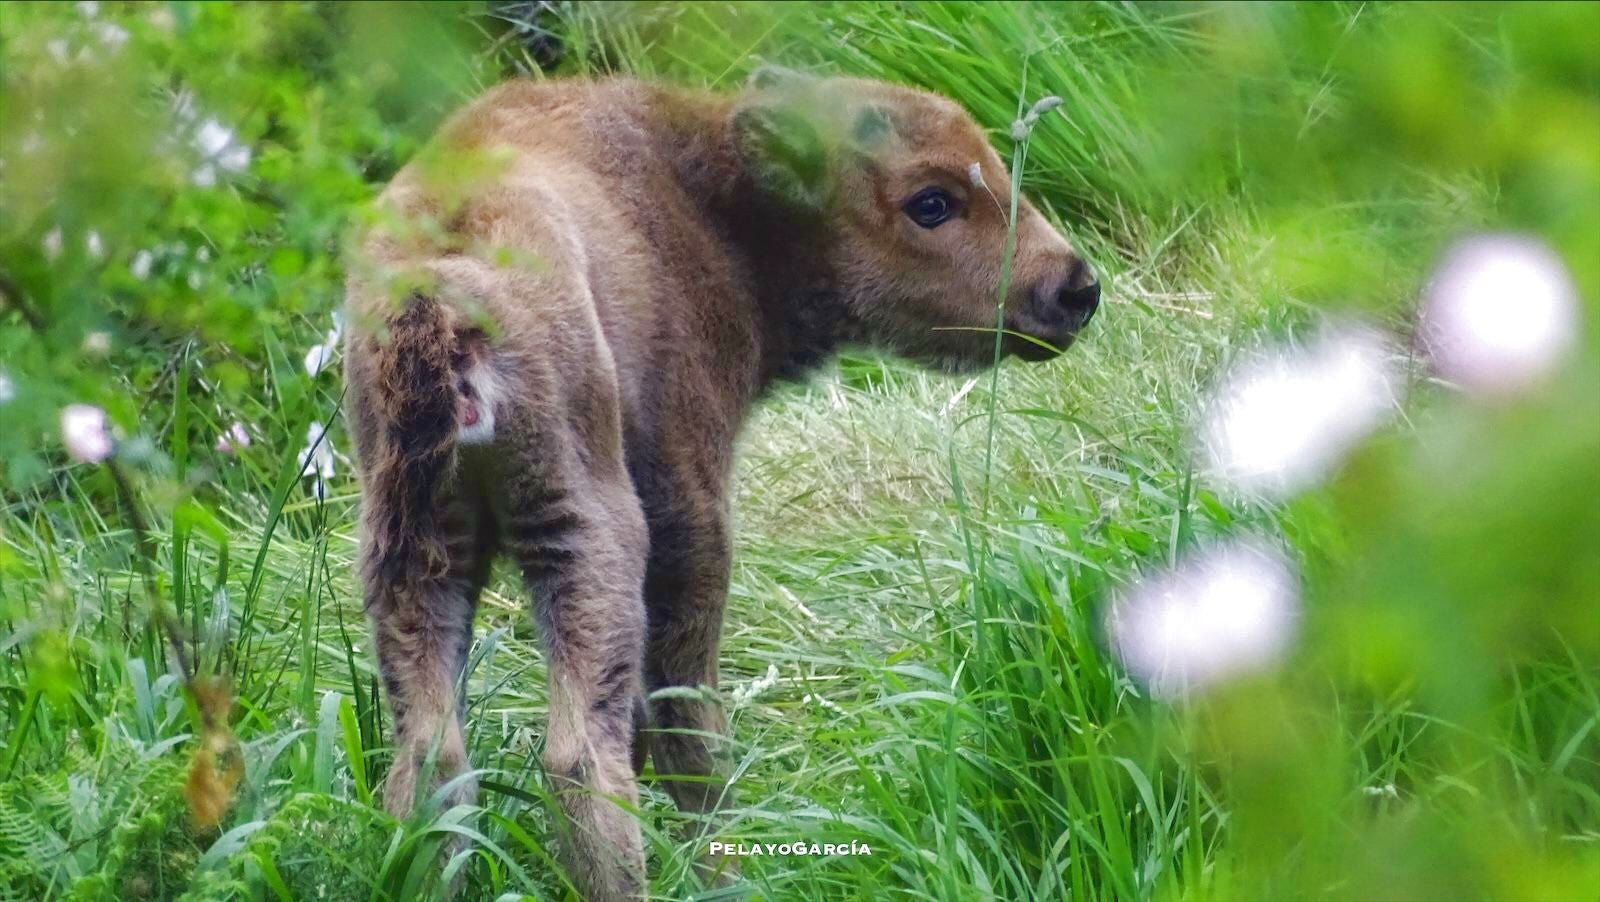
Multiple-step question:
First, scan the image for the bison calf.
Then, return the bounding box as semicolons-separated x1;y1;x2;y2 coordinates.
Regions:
343;69;1098;899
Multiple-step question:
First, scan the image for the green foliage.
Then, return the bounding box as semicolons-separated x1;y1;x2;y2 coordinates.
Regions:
1;1;485;488
2;2;1597;900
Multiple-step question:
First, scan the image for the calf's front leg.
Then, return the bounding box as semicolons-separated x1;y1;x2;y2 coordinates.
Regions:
642;503;734;819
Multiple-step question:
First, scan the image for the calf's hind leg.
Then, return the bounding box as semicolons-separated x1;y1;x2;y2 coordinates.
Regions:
505;435;650;900
362;486;495;816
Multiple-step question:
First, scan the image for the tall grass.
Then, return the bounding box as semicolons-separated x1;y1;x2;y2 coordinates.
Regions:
2;2;1596;900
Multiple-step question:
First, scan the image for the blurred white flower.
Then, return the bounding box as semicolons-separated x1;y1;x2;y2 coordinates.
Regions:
1201;324;1399;498
0;372;15;404
92;21;129;50
1421;234;1578;396
1106;539;1299;699
303;314;345;376
191;118;251;187
194;120;232;157
85;231;104;260
298;422;336;477
215;421;251;455
76;0;100;17
82;331;112;356
60;404;114;464
129;249;153;279
42;228;63;262
298;423;336;501
303;342;334;376
47;38;71;65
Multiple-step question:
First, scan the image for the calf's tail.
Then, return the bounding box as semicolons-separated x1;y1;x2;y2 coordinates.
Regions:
360;293;463;605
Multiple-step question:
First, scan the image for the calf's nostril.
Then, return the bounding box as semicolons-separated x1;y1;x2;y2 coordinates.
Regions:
1057;280;1101;326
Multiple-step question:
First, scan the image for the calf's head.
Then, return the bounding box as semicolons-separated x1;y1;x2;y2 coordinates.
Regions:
735;71;1100;370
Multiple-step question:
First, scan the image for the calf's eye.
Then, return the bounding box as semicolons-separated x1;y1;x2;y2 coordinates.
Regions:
904;188;955;229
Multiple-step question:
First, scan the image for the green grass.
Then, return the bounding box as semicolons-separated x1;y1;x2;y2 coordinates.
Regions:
2;2;1597;900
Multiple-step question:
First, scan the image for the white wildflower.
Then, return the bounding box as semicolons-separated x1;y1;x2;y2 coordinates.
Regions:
1201;323;1399;499
191;118;251;186
47;38;71;65
195;119;233;157
0;372;15;404
42;228;63;262
85;230;104;260
60;404;114;464
298;422;336;480
82;331;112;356
1420;234;1578;397
300;420;337;501
76;0;100;17
93;21;129;50
304;313;345;376
1106;539;1299;699
129;249;153;279
303;342;335;377
215;421;251;455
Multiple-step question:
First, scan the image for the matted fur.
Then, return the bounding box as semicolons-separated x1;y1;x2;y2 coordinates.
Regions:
343;71;1098;900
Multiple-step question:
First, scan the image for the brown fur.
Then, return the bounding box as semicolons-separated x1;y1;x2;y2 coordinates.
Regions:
343;71;1098;899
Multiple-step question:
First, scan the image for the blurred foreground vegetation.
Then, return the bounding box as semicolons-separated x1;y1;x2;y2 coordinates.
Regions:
1;2;1597;899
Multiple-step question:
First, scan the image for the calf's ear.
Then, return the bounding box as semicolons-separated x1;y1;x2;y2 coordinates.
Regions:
747;64;810;91
851;105;893;149
733;102;829;209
